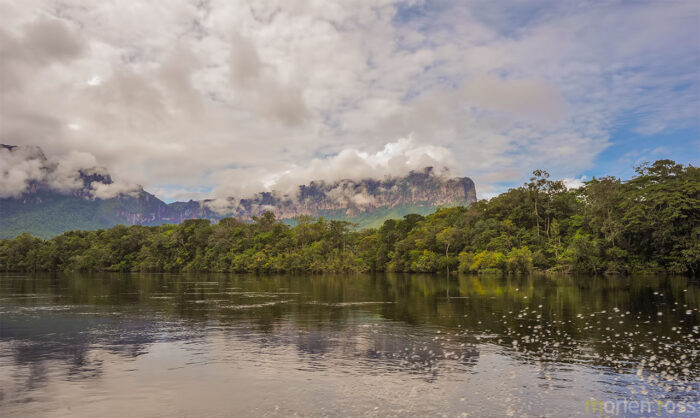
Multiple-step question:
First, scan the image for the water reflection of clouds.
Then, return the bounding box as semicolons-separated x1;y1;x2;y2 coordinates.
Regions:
0;273;698;415
0;309;483;405
0;314;165;394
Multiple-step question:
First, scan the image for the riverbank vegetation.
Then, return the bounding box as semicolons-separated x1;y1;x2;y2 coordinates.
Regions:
1;160;698;275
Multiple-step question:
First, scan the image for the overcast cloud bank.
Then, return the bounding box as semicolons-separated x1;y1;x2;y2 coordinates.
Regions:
1;0;697;200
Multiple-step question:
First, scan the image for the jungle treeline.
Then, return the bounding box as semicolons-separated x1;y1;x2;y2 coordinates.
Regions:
1;160;698;275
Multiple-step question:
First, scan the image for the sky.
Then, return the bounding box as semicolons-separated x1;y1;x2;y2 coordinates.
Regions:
0;0;698;202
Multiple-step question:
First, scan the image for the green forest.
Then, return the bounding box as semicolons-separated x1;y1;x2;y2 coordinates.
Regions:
1;160;698;275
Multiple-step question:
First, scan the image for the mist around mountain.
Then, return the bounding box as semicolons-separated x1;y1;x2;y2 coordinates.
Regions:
0;144;475;238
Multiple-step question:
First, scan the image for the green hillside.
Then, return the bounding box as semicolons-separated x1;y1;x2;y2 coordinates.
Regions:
0;192;169;239
1;197;118;239
322;203;462;229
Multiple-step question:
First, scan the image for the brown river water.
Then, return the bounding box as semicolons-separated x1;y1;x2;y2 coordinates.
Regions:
0;273;698;417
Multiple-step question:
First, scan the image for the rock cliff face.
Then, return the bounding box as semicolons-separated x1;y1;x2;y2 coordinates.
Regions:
0;145;476;238
208;167;476;220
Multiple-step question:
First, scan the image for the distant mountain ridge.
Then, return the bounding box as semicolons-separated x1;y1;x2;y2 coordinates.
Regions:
0;144;476;238
207;167;475;219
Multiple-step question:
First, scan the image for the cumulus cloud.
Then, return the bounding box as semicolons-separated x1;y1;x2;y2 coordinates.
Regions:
202;136;453;213
0;0;697;200
461;75;566;125
0;145;47;198
229;32;263;86
202;197;240;215
563;176;587;190
23;17;85;63
326;184;377;210
46;151;102;193
228;31;308;125
90;180;140;199
210;136;454;198
0;16;85;92
0;145;139;199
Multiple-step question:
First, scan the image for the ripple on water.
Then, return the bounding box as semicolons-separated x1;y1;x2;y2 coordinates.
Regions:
0;273;697;416
306;301;394;307
220;301;290;310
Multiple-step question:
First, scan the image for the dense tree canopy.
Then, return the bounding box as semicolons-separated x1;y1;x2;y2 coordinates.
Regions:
1;160;698;275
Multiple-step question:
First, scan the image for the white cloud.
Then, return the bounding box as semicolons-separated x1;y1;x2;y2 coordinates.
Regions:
0;145;140;199
147;187;211;203
0;145;47;198
563;176;587;190
461;75;566;125
0;0;696;201
86;75;101;86
90;180;140;199
210;136;454;199
46;150;100;192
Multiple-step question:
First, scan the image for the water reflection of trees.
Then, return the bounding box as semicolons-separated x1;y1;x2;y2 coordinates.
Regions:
0;273;697;392
0;312;170;398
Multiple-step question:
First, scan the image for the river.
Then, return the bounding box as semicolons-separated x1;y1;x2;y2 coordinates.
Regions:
0;273;698;416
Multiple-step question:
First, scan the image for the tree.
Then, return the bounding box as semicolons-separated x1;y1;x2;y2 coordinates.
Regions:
526;169;550;239
584;176;624;247
1;159;696;275
436;226;461;274
506;247;533;274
